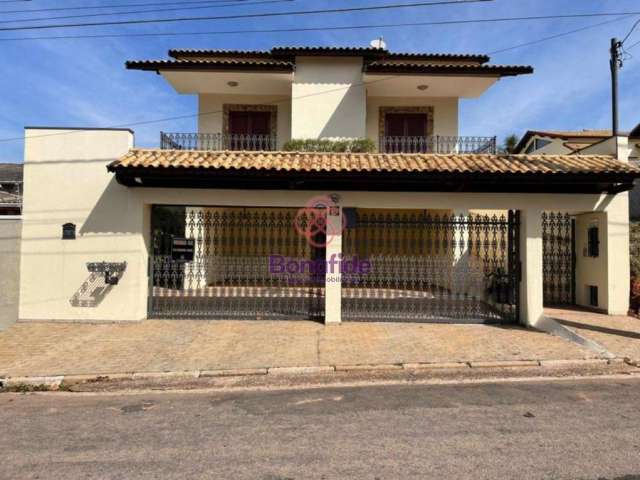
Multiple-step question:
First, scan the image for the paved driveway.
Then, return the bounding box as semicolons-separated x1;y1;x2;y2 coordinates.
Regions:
0;320;597;378
545;307;640;363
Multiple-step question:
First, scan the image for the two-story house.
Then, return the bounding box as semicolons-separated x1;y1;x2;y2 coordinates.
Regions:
17;45;640;330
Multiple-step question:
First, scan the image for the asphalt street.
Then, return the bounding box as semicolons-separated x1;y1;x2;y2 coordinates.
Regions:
1;377;640;479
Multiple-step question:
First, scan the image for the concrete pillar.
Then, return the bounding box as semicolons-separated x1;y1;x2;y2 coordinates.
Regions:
519;208;544;327
325;206;343;324
604;192;630;314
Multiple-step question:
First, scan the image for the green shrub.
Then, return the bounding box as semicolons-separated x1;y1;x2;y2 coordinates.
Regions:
631;222;640;278
282;138;376;153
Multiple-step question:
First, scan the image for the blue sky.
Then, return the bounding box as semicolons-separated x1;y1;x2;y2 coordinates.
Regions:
0;0;639;163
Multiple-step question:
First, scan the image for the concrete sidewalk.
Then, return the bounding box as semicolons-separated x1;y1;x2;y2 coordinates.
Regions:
545;307;640;364
0;320;601;379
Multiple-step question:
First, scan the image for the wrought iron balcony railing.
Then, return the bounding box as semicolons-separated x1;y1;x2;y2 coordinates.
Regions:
380;135;497;154
160;132;278;151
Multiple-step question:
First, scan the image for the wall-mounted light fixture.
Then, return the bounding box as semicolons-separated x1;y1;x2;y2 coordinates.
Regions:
227;81;239;87
417;84;429;91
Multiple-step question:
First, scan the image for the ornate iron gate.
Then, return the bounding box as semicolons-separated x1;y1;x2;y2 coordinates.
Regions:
542;212;576;305
149;206;325;320
341;210;520;324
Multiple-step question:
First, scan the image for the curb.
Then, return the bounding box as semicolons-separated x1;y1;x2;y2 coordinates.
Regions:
1;357;636;390
269;366;335;375
403;362;468;370
335;364;403;372
468;360;540;368
201;368;268;377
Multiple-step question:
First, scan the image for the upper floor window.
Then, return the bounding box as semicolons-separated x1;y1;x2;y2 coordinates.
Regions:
526;138;552;154
222;104;277;151
384;113;428;138
228;110;271;137
380;107;433;153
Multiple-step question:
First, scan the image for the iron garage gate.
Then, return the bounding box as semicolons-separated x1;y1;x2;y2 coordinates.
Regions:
149;206;521;324
341;210;521;324
149;205;325;320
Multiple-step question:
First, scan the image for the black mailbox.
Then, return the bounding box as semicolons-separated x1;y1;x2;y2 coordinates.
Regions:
62;223;76;240
171;237;195;262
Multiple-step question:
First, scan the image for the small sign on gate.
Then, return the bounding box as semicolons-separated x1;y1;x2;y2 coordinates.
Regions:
171;237;195;262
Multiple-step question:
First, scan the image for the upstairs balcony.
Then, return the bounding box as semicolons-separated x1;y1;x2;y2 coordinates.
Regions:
160;132;278;151
159;132;497;154
379;135;497;154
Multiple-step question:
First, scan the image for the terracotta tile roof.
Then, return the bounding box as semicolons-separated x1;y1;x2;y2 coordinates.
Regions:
126;58;295;72
167;47;490;63
271;46;388;58
364;62;533;76
108;149;640;176
531;129;623;138
168;49;272;59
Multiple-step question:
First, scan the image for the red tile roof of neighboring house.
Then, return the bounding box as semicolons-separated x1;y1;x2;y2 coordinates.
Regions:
514;129;635;154
0;163;23;182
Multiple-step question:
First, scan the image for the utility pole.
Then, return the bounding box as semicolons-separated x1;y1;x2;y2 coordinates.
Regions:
609;37;622;137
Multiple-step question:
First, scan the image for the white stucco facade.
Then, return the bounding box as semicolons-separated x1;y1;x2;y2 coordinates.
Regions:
18;129;632;326
291;57;367;139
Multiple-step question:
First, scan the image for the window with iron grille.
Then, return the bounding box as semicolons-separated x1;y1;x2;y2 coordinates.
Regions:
587;226;599;257
589;285;598;307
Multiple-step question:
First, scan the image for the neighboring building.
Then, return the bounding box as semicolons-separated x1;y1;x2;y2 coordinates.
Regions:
0;163;22;330
514;127;640;160
18;45;640;328
0;163;22;216
514;127;640;218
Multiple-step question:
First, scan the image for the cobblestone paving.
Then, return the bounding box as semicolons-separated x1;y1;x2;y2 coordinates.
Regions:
546;307;640;362
0;320;597;377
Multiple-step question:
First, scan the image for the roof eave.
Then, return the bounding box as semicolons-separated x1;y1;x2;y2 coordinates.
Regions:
109;166;637;194
125;61;295;74
363;65;534;77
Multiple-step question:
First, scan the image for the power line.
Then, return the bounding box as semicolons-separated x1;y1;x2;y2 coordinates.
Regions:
0;8;632;144
621;17;640;43
0;0;491;32
2;10;640;42
0;11;624;145
0;0;249;15
488;15;635;55
0;76;399;143
0;0;294;26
